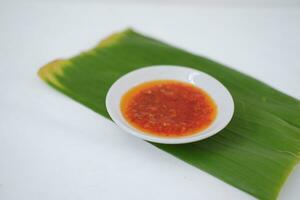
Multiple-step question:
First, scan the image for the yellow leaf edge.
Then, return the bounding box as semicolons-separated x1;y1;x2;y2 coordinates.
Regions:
37;28;133;88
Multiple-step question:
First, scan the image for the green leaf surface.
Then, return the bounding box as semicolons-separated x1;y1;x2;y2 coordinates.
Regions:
38;29;300;200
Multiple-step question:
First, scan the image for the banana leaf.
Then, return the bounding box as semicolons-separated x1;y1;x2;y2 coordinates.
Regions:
38;29;300;200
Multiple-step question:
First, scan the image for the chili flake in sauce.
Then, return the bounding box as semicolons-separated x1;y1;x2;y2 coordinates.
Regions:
120;80;217;138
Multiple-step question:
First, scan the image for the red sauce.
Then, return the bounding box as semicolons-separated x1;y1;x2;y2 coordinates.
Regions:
120;80;217;138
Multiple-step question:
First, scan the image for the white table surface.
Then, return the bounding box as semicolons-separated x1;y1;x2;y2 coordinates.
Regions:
1;1;300;200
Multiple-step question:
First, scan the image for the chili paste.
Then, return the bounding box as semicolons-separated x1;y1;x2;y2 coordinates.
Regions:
120;80;217;138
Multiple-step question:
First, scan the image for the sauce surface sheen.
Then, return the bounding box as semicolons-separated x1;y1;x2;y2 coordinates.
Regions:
120;80;217;138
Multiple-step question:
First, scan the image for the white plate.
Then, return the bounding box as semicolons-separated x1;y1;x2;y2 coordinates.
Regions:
106;65;234;144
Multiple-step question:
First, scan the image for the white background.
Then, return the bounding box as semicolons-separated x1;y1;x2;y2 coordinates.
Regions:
0;1;300;200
